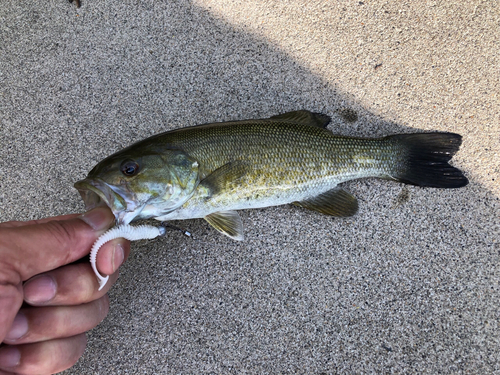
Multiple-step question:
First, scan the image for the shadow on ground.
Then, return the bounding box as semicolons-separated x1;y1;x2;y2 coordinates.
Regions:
1;0;498;373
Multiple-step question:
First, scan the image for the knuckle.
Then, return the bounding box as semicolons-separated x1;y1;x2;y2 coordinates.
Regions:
71;265;97;304
44;221;78;248
42;221;84;263
55;264;96;305
17;335;87;374
96;294;110;319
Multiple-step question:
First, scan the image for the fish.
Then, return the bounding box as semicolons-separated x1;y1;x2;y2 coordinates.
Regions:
74;110;468;240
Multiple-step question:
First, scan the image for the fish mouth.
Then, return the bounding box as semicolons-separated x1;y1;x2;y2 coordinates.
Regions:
74;179;136;224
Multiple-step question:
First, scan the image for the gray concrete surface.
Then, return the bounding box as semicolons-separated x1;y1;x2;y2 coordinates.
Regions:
1;0;499;373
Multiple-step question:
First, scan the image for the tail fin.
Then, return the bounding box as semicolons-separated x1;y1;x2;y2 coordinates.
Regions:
388;133;468;188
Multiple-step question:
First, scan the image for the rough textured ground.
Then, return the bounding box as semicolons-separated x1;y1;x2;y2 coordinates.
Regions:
1;0;499;373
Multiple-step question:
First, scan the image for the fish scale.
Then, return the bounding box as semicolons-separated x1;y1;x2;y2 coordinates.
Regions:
155;120;399;219
75;110;467;240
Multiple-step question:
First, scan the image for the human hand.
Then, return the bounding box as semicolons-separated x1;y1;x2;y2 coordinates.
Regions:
0;207;130;374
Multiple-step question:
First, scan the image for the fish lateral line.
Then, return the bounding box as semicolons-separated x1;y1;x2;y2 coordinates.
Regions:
76;110;468;246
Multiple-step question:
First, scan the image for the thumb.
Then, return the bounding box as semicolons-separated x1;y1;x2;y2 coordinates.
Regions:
0;207;115;282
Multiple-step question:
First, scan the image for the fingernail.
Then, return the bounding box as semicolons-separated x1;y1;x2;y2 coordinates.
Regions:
5;313;28;340
0;346;20;368
113;243;125;272
80;207;114;231
24;275;57;304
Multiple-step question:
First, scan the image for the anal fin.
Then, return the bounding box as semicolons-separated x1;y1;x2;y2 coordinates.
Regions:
293;188;358;217
204;211;244;241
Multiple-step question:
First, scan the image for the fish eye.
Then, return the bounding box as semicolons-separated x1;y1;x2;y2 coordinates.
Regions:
120;160;140;177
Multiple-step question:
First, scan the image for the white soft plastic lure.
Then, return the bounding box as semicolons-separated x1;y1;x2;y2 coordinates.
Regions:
90;224;166;291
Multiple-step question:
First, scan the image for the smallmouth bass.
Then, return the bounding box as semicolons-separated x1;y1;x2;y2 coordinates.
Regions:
75;110;468;240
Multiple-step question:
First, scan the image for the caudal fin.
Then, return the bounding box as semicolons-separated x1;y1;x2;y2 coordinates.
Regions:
388;133;468;188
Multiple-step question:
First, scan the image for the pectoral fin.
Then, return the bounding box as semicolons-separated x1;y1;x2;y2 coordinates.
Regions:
200;161;248;197
204;211;244;241
270;110;331;128
293;188;358;217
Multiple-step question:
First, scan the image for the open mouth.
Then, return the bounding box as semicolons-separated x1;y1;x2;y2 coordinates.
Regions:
74;179;128;221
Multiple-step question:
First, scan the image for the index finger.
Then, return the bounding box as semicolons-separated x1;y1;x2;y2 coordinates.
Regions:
0;207;115;281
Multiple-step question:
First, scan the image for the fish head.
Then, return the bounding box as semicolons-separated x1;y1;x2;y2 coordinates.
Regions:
74;148;200;224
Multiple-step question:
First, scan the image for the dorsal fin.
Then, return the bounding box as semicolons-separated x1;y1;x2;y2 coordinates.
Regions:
270;110;331;128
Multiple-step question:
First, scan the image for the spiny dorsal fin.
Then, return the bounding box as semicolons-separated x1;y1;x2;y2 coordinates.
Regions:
204;211;244;241
293;188;358;217
200;161;249;197
270;110;331;128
